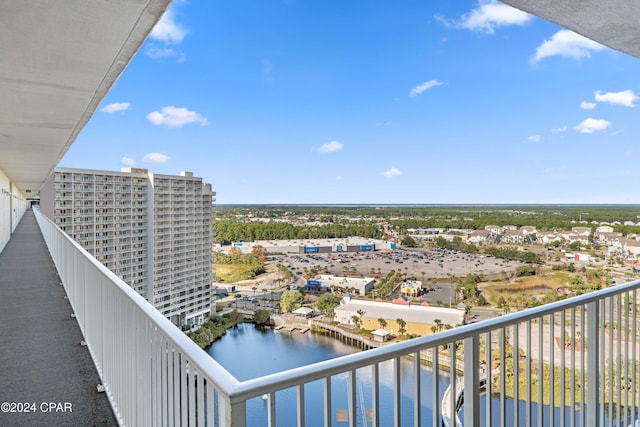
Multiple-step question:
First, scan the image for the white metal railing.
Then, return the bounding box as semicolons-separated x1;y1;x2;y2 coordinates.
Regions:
34;208;640;426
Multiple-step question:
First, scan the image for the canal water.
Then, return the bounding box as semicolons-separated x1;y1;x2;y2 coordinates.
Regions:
207;323;626;426
207;323;451;426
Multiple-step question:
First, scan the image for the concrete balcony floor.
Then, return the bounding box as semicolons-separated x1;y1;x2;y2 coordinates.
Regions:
0;210;116;426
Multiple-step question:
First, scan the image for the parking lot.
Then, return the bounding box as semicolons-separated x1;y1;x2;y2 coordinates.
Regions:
214;247;522;321
278;248;523;280
265;248;525;306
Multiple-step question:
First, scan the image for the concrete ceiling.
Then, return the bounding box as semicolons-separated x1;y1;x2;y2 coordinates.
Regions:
502;0;640;59
0;0;171;195
0;0;638;196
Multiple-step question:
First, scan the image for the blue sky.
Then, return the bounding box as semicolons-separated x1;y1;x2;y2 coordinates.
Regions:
61;0;640;204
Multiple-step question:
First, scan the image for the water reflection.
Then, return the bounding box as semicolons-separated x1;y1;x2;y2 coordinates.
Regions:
207;323;449;426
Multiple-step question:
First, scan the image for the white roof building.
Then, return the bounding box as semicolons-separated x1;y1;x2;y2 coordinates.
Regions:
334;298;464;331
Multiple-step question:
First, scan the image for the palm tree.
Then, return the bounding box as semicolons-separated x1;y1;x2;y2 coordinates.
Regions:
378;318;387;329
434;318;442;332
252;286;257;296
396;318;407;336
351;315;361;330
356;309;365;327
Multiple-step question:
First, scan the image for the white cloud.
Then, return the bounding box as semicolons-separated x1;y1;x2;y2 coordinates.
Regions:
143;153;171;164
594;90;639;107
532;29;606;63
120;156;135;166
101;102;131;113
146;106;209;128
409;80;444;98
580;101;596;110
145;46;178;59
457;0;532;34
573;118;611;134
383;167;403;178
150;10;187;44
527;135;541;142
551;126;568;133
314;141;343;153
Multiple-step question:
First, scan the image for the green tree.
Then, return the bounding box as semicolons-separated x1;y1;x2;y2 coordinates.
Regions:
401;235;418;247
316;293;342;318
251;244;268;264
254;309;271;325
396;318;407;336
280;290;304;313
228;309;244;325
516;265;536;277
378;318;388;329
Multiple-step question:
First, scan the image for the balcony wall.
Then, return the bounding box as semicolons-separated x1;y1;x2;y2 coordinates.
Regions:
0;167;28;254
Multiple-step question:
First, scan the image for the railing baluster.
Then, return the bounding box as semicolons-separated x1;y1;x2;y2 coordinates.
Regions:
180;354;188;426
526;320;531;427
324;377;332;427
560;310;565;427
167;343;174;427
197;369;205;427
580;305;585;426
586;300;599;427
463;334;479;427
608;296;614;427
450;341;456;427
514;323;519;426
173;343;180;426
267;392;276;427
189;355;197;427
624;291;630;427
485;331;492;427
161;339;168;427
372;363;379;427
413;351;421;426
632;290;637;427
297;384;305;427
432;347;440;427
599;297;605;427
538;316;543;427
550;313;555;427
570;307;575;427
394;356;401;427
500;327;506;427
617;293;622;426
206;380;215;427
348;370;356;427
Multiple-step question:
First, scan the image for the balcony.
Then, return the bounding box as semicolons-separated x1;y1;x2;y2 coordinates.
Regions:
0;210;115;425
24;208;640;426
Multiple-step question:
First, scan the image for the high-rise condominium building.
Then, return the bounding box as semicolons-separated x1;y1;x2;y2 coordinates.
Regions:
41;167;214;327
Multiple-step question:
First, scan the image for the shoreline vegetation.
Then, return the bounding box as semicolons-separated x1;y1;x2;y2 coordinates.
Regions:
188;308;272;349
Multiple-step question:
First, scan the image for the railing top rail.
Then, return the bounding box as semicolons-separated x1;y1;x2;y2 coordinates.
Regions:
33;208;241;393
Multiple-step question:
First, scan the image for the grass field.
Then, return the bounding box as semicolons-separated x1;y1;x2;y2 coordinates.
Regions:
483;272;572;305
216;264;261;282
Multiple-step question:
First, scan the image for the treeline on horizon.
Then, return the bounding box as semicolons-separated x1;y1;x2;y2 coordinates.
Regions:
215;220;382;244
214;205;640;243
